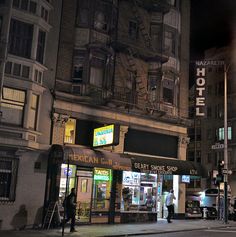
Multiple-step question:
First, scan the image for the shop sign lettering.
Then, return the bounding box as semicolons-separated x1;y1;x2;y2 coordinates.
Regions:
195;60;224;66
134;162;178;175
69;154;99;164
68;154;130;171
195;64;206;117
195;60;224;117
94;169;109;176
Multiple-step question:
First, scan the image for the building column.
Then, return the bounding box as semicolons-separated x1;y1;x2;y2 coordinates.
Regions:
176;135;190;216
51;112;69;144
111;125;128;153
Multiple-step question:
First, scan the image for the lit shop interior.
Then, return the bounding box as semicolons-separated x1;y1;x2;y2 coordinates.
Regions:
58;164;190;223
59;165;112;223
56;121;194;222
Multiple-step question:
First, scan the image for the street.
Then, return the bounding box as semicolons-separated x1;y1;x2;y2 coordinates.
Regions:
1;219;236;237
137;227;236;237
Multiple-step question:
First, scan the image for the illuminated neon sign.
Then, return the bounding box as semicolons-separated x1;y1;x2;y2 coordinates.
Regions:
94;168;111;181
93;124;119;147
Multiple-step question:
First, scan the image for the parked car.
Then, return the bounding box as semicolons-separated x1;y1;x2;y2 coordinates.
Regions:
185;200;202;218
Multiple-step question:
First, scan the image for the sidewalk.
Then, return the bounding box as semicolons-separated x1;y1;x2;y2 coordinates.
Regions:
1;219;236;237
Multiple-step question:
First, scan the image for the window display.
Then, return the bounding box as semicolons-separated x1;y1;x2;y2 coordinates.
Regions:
121;171;157;212
92;168;112;211
64;118;76;144
59;164;76;204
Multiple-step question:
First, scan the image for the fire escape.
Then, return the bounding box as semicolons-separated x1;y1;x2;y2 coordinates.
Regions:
112;0;170;113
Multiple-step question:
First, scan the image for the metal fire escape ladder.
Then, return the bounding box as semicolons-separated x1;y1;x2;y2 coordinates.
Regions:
130;0;156;111
126;47;155;111
132;0;153;50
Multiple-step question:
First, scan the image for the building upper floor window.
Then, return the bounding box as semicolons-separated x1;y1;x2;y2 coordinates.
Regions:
41;6;49;22
76;0;89;26
164;29;176;56
73;53;85;82
9;19;33;59
207;85;212;95
64;118;76;144
34;69;43;84
90;67;104;87
0;158;19;201
28;94;39;130
1;87;26;126
148;74;158;91
13;0;37;14
94;11;107;31
217;127;232;141
73;65;83;81
162;79;174;104
36;30;46;64
129;21;139;40
207;128;212;140
5;61;30;79
207;106;212;118
215;104;223;119
150;24;162;52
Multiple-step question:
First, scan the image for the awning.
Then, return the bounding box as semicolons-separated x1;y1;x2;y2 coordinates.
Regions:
50;145;132;171
49;145;207;177
127;154;207;177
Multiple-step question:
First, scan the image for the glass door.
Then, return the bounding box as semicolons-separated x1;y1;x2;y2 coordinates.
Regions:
92;168;112;212
76;170;93;223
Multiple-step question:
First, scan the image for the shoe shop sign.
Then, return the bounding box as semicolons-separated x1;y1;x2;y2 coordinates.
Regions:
195;60;224;117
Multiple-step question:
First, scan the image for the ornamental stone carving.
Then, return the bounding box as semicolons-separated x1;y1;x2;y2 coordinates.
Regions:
178;136;190;145
52;113;70;126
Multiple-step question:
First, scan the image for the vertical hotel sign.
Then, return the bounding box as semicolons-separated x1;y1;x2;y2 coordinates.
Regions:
195;60;224;117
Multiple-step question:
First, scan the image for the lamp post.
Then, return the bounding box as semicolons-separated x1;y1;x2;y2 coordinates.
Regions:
223;63;230;224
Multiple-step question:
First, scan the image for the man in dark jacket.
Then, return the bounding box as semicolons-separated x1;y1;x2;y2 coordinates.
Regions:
64;188;77;232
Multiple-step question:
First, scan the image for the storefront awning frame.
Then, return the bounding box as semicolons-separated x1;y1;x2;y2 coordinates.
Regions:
125;154;207;177
50;144;132;171
49;145;207;177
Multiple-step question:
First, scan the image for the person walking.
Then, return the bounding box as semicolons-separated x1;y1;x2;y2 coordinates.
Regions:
165;189;176;223
64;188;77;232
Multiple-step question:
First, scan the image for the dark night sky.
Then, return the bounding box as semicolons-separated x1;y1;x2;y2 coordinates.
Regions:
190;0;236;59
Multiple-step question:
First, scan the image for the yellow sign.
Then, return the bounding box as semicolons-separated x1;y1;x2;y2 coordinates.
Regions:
93;125;115;147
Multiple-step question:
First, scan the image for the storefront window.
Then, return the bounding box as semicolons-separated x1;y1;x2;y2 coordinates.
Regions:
92;168;112;211
121;171;157;212
59;164;76;205
64;118;76;144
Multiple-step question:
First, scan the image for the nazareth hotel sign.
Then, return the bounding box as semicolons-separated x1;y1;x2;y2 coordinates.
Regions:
195;60;224;117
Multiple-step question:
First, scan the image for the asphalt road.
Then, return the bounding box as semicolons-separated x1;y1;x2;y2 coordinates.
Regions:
137;227;236;237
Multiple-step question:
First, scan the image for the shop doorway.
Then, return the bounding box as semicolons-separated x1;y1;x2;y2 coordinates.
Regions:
76;169;93;223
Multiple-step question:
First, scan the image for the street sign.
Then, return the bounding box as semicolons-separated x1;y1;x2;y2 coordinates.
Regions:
211;143;224;149
222;169;232;175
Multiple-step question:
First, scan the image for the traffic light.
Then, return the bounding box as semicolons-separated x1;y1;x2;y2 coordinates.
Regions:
214;160;224;186
218;160;224;175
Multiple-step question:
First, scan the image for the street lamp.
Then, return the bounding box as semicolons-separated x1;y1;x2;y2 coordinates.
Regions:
223;63;230;224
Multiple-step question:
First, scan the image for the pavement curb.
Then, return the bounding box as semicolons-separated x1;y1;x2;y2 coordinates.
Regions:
98;224;234;237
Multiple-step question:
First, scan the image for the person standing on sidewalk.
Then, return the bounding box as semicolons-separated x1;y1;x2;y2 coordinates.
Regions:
64;188;77;232
165;189;176;223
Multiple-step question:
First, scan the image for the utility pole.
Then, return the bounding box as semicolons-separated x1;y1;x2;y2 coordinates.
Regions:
223;63;230;224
